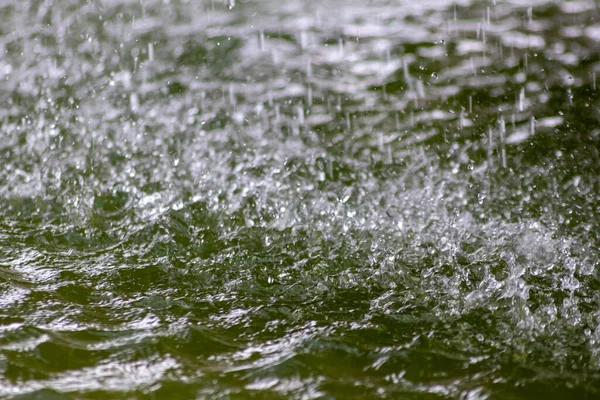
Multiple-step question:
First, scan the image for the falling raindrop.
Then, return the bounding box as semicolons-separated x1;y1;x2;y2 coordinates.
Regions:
518;87;525;112
499;117;507;168
487;126;494;168
259;30;265;51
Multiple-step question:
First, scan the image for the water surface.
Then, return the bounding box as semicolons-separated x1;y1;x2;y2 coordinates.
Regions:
1;0;600;398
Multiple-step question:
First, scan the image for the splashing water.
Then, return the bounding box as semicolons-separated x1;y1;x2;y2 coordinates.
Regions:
1;0;600;398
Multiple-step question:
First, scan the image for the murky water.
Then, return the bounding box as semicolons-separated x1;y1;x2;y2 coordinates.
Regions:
1;0;600;398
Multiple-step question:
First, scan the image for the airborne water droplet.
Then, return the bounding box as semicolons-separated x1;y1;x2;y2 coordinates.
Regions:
478;192;486;204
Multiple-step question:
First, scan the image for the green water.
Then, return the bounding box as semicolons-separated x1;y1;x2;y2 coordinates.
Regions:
1;0;600;398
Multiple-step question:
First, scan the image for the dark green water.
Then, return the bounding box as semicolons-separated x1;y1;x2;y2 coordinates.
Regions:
1;0;600;398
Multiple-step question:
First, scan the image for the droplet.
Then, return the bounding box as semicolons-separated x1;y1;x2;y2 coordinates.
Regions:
431;72;438;80
478;192;486;204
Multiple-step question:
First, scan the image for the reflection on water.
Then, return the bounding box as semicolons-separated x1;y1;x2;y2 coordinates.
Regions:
1;0;600;398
